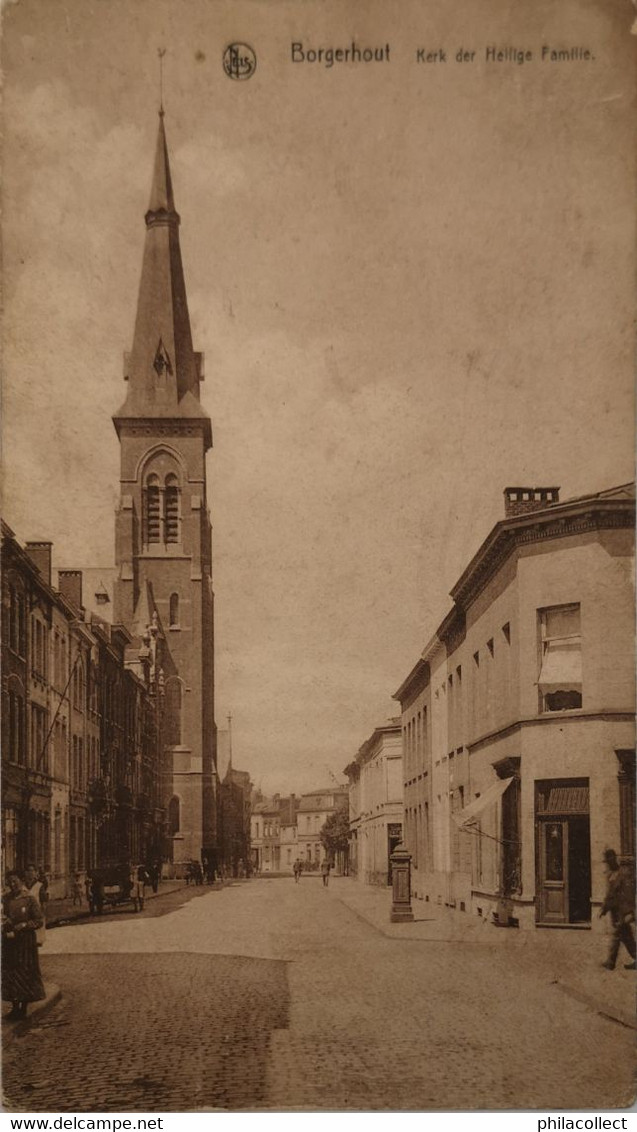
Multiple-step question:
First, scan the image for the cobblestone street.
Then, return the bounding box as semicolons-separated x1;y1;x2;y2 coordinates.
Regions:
3;878;634;1111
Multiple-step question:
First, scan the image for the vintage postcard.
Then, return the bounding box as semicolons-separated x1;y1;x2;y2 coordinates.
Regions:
1;0;635;1117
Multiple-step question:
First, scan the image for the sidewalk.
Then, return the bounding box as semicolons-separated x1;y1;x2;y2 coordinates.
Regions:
331;876;636;1030
44;878;189;928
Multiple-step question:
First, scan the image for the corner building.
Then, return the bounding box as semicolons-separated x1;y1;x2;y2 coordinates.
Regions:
112;112;217;869
394;484;635;930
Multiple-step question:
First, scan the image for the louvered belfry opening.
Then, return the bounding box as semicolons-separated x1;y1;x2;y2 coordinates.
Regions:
164;474;180;544
146;474;161;544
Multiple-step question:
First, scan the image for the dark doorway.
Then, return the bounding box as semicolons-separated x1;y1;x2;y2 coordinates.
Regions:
535;778;591;926
568;815;591;923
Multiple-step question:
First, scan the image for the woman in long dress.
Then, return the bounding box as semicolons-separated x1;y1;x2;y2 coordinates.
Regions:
2;870;46;1019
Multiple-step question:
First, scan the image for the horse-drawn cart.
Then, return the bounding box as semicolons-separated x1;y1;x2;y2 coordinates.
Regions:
87;864;147;915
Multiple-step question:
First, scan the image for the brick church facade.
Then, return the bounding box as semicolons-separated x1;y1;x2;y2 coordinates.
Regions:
112;110;218;870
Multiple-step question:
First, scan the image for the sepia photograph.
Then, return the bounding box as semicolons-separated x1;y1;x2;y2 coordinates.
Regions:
1;0;635;1116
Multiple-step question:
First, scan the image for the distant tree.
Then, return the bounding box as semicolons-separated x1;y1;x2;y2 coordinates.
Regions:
320;809;350;859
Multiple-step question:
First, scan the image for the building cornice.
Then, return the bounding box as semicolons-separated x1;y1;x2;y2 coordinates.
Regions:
451;498;634;611
393;656;430;707
468;709;635;754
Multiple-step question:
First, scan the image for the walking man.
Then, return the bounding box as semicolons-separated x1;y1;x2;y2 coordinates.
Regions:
600;848;636;970
321;858;331;887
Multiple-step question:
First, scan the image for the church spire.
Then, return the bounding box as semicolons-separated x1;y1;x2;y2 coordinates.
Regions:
146;111;175;217
113;111;211;449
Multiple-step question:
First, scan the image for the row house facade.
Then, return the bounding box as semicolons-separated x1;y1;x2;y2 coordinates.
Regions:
1;523;167;897
394;484;635;931
345;720;403;885
251;794;291;873
251;788;348;873
296;787;348;869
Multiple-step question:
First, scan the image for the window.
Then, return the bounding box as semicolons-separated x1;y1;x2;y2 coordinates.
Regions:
164;474;180;544
31;617;47;679
74;661;85;712
8;690;25;765
9;584;26;656
31;705;48;771
169;593;180;627
502;622;511;644
538;604;582;711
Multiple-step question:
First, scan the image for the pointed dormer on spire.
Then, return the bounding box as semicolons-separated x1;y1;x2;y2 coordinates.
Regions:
113;111;211;450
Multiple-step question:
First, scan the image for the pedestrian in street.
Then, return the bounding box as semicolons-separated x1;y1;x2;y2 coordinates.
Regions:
599;848;636;970
37;867;49;910
134;864;150;909
25;863;46;946
72;872;83;906
293;859;302;883
148;861;160;894
2;870;46;1020
321;859;331;887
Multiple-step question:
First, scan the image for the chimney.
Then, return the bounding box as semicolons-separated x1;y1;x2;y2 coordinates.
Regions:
504;487;560;519
58;569;83;611
25;541;53;586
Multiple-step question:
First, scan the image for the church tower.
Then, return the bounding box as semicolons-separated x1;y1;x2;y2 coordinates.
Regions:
113;111;217;868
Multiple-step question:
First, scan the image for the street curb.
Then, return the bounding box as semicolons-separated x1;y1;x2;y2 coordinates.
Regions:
552;979;637;1031
334;889;637;1031
2;984;62;1044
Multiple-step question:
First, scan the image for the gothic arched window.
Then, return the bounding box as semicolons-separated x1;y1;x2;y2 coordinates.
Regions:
164;474;180;544
169;593;179;627
145;474;161;545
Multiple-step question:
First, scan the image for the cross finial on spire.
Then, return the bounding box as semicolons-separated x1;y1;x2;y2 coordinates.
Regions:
158;47;166;116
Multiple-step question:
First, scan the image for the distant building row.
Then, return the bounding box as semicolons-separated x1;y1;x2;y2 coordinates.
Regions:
250;787;348;873
345;484;635;931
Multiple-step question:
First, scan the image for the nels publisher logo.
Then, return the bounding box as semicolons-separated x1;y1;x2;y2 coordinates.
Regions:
223;43;257;80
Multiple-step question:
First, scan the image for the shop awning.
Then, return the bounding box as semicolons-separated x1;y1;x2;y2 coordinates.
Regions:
452;776;514;829
538;640;582;690
537;784;589;814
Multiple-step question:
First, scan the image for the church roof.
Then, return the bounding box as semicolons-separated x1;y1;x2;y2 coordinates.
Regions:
113;112;212;449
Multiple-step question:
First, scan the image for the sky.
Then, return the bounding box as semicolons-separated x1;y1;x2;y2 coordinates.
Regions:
2;0;635;795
